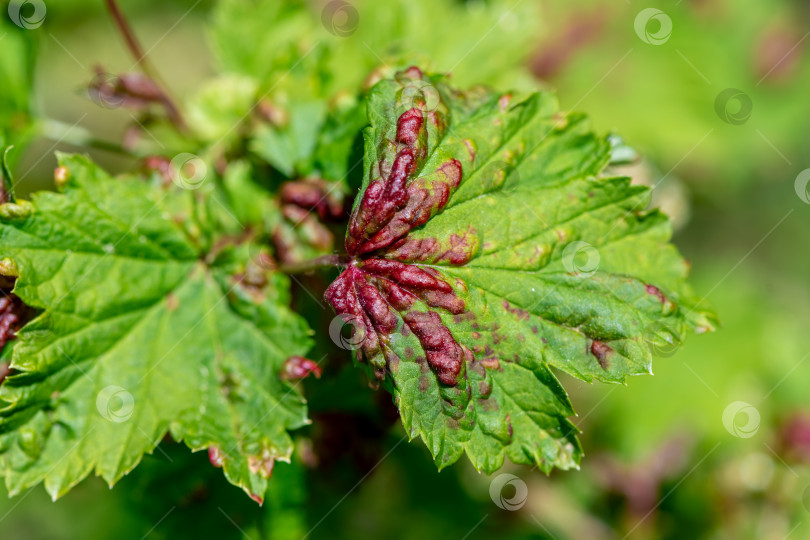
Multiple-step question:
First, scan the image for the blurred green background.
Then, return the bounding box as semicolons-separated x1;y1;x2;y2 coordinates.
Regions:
2;0;810;539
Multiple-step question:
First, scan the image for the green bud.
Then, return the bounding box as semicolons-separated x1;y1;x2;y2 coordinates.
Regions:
0;258;19;277
54;166;71;190
0;200;34;220
19;427;42;459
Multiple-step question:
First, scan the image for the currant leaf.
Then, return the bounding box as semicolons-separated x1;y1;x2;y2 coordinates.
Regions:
0;154;313;502
325;68;716;473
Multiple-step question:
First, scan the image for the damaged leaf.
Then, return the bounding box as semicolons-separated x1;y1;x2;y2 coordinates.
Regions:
325;68;716;473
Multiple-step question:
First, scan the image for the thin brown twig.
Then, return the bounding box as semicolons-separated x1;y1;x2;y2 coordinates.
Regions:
103;0;188;133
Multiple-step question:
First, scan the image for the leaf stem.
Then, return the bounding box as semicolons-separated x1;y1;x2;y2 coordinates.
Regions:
103;0;189;133
278;254;348;274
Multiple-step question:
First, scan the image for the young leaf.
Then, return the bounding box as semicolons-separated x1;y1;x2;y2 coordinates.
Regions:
325;68;716;473
0;154;313;502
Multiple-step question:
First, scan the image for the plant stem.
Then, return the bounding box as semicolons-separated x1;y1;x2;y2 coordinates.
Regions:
278;254;348;274
103;0;189;133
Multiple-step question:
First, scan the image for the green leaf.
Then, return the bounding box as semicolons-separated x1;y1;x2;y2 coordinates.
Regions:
251;100;329;178
187;74;258;145
0;154;313;502
325;69;716;474
210;0;543;95
311;95;367;185
211;0;542;182
210;0;316;87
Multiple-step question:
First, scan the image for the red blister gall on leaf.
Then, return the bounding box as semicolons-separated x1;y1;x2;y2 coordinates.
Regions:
325;68;715;475
0;296;20;351
0;277;33;354
327;68;476;389
281;356;323;381
325;259;470;386
273;178;349;265
208;446;225;468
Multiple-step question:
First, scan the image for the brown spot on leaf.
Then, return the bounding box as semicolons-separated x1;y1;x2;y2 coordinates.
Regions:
591;340;613;370
414;356;429;374
387;350;400;373
478;380;492;398
481;357;501;370
478;398;499;412
502;300;529;321
453;311;475;324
